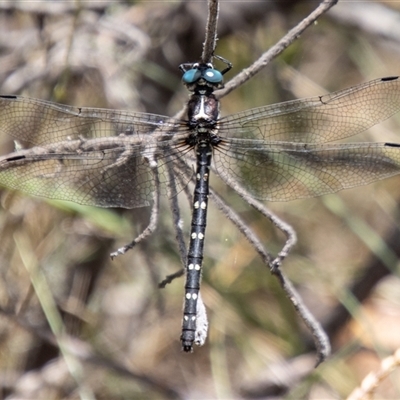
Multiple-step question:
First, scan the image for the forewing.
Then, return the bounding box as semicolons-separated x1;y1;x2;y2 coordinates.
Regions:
0;95;179;145
218;77;400;143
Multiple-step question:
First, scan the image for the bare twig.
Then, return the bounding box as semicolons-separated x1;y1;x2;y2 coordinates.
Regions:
166;160;187;268
209;189;330;365
110;167;160;258
201;0;219;63
347;348;400;400
216;0;339;99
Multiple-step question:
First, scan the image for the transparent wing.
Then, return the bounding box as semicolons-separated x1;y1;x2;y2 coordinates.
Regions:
3;76;400;207
214;139;400;201
0;95;182;145
218;77;400;143
0;95;191;208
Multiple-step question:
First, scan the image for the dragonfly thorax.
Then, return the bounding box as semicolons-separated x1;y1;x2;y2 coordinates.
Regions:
187;93;220;132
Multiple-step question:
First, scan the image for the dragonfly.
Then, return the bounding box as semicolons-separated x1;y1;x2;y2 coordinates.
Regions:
1;60;400;351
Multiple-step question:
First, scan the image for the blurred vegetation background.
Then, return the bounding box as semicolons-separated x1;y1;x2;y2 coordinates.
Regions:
1;0;400;399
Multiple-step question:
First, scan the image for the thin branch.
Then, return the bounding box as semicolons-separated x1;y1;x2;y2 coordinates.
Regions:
216;0;338;99
201;0;219;63
209;188;330;365
158;157;192;289
167;159;187;267
347;348;400;400
110;167;160;258
210;162;297;268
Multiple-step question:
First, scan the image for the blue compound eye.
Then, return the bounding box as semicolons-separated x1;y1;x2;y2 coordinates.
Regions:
203;68;223;83
182;69;202;84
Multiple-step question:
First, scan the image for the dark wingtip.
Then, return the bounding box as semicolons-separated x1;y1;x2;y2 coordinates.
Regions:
385;143;400;148
381;76;399;82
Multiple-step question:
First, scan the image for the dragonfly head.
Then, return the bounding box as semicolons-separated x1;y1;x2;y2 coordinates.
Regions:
181;62;224;93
